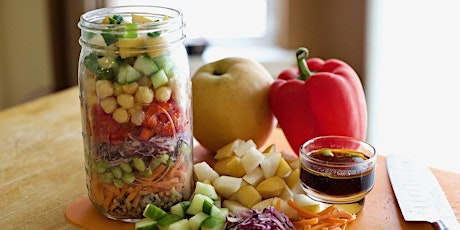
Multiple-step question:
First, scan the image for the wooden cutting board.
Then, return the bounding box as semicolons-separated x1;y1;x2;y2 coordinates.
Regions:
66;128;460;229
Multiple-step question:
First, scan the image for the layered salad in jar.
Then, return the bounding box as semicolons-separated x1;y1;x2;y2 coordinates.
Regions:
78;13;192;220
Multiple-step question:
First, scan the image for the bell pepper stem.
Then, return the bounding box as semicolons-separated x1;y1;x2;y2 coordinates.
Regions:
296;47;312;81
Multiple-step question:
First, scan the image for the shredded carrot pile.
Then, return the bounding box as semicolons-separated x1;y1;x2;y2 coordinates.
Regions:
286;199;356;230
89;152;191;217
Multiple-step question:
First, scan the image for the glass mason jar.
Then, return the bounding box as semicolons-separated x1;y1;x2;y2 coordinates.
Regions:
78;6;193;221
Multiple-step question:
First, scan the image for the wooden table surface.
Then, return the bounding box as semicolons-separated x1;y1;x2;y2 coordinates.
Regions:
1;86;459;229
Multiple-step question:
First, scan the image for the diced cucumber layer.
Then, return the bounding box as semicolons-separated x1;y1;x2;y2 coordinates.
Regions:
150;69;169;89
117;63;142;84
143;204;168;221
201;217;226;230
135;217;158;230
134;55;159;76
137;182;228;230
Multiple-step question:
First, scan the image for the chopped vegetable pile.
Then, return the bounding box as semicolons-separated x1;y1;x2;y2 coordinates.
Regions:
80;13;192;219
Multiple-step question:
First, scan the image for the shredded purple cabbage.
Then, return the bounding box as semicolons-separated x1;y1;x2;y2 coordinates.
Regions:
226;207;295;230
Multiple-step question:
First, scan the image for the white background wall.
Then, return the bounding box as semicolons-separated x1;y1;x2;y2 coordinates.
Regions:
367;0;460;173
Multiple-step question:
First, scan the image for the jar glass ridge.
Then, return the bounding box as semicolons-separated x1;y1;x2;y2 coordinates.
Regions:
77;6;193;222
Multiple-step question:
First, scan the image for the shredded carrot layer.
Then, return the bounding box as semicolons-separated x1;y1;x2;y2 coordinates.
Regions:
88;152;191;216
288;199;356;230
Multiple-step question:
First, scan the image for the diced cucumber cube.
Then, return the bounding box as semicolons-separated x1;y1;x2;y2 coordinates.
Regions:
165;66;180;78
143;204;168;221
168;219;189;230
186;194;214;215
153;55;175;72
157;214;183;230
188;212;209;230
194;181;219;200
135;218;158;230
101;32;118;45
150;69;169;89
210;207;228;221
170;201;190;218
97;56;119;69
118;63;142;84
202;199;214;215
201;217;226;230
134;55;159;76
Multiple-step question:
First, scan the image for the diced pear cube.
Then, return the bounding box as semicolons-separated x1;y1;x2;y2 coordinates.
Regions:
214;139;244;160
213;158;231;176
241;146;265;173
194;162;219;182
260;152;282;179
262;144;276;153
222;200;249;215
145;36;169;58
215;156;245;178
118;37;145;58
132;14;153;23
284;168;300;189
212;176;242;198
280;184;294;200
251;198;275;211
236;185;262;208
242;167;264;186
256;176;286;199
233;139;257;157
276;158;293;178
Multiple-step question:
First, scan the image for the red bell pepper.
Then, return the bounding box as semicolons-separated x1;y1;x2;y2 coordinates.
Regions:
269;47;367;154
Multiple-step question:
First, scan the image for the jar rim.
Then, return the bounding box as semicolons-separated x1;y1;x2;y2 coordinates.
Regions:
78;5;183;33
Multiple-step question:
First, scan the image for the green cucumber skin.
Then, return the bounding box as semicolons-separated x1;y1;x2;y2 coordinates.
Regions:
200;217;226;230
188;212;209;230
150;69;169;89
143;204;168;221
117;63;142;84
194;182;219;201
153;55;175;73
186;194;213;215
135;218;158;230
134;55;159;76
168;219;189;230
157;214;183;230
